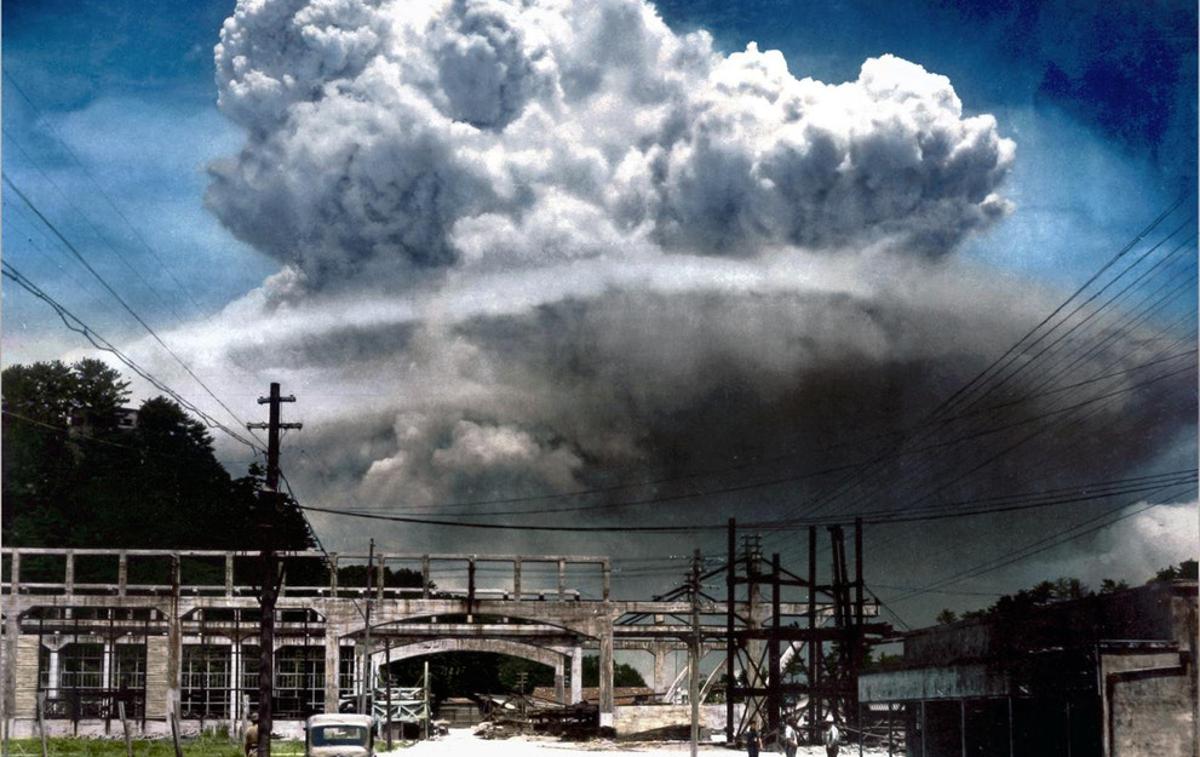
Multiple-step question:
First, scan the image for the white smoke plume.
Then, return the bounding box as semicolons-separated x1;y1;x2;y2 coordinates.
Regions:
147;0;1195;601
207;0;1015;287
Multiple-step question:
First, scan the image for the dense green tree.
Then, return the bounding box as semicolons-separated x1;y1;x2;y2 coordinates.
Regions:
387;653;554;702
2;360;313;562
1152;559;1198;582
582;655;647;687
1099;578;1130;593
929;561;1196;627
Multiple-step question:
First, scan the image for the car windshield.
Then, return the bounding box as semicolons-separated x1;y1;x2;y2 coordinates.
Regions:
311;725;369;746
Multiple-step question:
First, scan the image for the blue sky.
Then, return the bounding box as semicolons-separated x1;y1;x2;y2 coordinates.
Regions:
3;0;1195;366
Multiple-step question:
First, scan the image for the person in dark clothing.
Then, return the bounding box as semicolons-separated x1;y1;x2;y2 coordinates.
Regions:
746;722;762;757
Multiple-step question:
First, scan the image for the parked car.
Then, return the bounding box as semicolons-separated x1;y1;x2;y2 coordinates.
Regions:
305;713;374;757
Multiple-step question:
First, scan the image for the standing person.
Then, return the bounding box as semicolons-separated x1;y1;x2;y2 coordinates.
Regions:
243;711;260;757
746;721;762;757
783;716;799;757
824;714;842;757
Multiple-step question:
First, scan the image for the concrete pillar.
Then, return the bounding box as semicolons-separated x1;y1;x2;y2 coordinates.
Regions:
4;556;20;732
229;641;242;734
652;646;668;694
165;608;182;720
101;639;113;700
64;550;75;594
570;647;582;705
47;649;61;698
554;659;565;705
324;632;340;714
513;558;522;600
598;620;615;729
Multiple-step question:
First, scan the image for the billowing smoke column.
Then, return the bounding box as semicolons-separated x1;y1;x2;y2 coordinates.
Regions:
208;0;1014;286
193;0;1193;588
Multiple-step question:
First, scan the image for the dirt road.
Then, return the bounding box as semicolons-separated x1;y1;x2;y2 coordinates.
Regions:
378;728;891;756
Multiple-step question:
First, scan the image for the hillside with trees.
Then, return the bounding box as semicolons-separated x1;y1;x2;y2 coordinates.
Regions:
1;359;314;552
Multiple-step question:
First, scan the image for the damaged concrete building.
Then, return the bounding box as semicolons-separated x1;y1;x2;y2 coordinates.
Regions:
859;579;1197;757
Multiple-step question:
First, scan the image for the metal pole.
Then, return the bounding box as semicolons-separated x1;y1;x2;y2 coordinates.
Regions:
768;553;781;739
119;700;133;757
234;610;242;736
36;693;48;757
385;638;392;750
807;526;817;742
141;615;149;730
1007;697;1014;757
859;698;864;757
920;700;927;757
423;660;430;741
689;549;701;757
726;518;736;745
1065;699;1072;757
887;704;893;757
960;700;967;757
106;609;115;735
854;517;864;746
360;539;374;716
200;608;208;734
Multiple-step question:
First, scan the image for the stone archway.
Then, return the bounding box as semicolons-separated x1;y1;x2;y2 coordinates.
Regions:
370;638;580;705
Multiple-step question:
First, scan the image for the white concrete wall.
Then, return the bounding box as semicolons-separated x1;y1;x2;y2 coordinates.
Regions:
613;703;743;736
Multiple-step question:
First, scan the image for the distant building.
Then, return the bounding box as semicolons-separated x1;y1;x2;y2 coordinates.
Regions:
68;407;138;436
859;580;1197;757
113;407;138;429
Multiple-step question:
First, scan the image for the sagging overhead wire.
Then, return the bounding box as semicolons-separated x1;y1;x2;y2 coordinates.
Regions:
1;261;263;452
3;70;209;318
3;173;265;452
298;468;1196;533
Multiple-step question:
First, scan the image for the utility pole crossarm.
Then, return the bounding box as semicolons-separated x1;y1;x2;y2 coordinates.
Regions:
250;382;302;757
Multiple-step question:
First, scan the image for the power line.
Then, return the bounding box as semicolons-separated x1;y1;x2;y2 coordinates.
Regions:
2;128;192;324
782;215;1195;535
933;194;1189;420
3;71;209;317
297;468;1195;533
2;261;262;451
3;174;264;452
777;203;1194;526
887;481;1197;605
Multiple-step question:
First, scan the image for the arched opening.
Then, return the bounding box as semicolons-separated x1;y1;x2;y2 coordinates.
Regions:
363;642;566;735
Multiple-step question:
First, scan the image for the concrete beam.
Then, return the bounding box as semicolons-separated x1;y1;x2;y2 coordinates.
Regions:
381;638;567;670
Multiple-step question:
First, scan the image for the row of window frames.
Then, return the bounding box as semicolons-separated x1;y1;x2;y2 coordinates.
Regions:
38;644;364;692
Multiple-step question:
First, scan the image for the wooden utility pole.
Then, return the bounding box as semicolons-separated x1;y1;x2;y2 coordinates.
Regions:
246;382;301;757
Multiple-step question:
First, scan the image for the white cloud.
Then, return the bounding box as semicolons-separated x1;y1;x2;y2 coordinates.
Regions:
1075;500;1200;585
115;0;1188;565
207;0;1015;288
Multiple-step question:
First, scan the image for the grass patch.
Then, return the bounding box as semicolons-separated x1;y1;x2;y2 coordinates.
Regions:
5;737;306;756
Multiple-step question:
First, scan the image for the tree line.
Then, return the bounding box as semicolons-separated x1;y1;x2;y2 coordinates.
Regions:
2;359;314;580
935;560;1199;625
